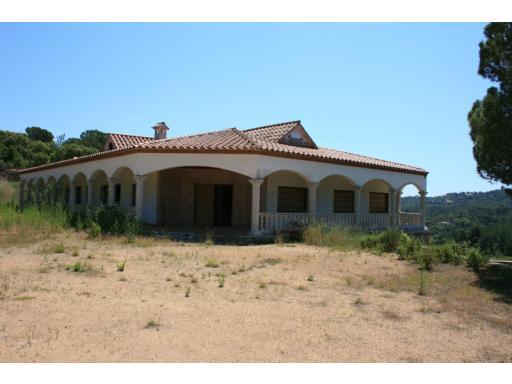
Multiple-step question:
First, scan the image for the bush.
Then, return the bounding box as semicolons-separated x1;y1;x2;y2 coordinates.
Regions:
466;247;488;272
433;241;466;266
396;233;421;261
361;228;406;253
116;260;126;272
88;221;101;238
416;247;437;271
304;225;363;250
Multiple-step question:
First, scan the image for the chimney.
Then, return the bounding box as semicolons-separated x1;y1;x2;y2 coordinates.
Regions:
152;121;169;140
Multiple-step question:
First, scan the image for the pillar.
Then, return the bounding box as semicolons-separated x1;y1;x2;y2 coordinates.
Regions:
87;178;94;207
135;175;145;218
354;186;361;225
249;179;264;235
389;188;397;226
308;182;318;214
108;177;117;206
419;191;427;228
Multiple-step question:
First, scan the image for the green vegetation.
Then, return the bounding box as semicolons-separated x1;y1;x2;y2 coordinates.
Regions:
303;226;364;250
402;189;512;258
467;23;512;196
0;127;106;171
65;261;88;273
116;260;126;272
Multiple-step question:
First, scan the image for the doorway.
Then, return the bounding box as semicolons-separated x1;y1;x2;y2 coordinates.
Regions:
194;184;233;227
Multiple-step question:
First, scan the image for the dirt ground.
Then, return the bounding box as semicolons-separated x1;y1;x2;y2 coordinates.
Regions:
0;232;511;362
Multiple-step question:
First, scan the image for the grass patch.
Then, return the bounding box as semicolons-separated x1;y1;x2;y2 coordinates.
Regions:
16;296;35;301
116;260;126;272
205;258;220;268
303;225;364;251
263;257;281;265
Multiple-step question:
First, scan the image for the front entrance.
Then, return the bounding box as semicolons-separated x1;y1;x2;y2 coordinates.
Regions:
194;184;233;227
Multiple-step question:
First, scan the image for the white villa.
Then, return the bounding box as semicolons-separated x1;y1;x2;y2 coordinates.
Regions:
17;120;428;235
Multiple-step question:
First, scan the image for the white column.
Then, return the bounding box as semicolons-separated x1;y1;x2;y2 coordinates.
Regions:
308;182;318;214
419;191;427;229
87;179;94;207
108;177;117;206
397;190;403;213
354;186;361;225
249;178;264;235
389;188;397;226
135;175;145;218
18;180;25;208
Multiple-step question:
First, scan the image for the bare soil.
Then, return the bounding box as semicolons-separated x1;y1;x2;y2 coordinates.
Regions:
0;232;511;362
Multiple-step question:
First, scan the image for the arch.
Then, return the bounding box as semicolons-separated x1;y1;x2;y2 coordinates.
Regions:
112;166;136;208
57;174;71;206
90;169;109;206
360;178;393;190
260;169;311;184
360;178;394;214
261;169;311;213
157;166;252;228
72;172;88;206
316;174;358;214
397;181;425;194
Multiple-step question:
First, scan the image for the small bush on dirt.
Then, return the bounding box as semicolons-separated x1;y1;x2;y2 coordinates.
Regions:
185;286;191;297
307;274;314;282
418;271;427;295
145;320;159;328
361;228;404;253
87;221;101;238
396;234;421;261
116;260;126;272
417;247;437;271
65;261;88;273
218;274;225;288
466;247;488;272
304;225;363;250
52;243;65;253
205;258;219;268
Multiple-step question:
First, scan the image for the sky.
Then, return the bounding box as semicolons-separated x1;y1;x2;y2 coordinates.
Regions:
0;23;500;196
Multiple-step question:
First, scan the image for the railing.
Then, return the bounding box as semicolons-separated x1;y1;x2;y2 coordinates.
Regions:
399;212;422;226
259;212;423;233
259;213;314;232
359;213;391;229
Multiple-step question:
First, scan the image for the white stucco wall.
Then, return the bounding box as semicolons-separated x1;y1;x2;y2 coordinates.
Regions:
19;152;427;223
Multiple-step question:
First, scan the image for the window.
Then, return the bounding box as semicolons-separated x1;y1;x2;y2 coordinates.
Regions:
100;185;108;205
369;192;388;213
75;186;82;205
115;184;121;204
108;142;114;150
333;190;354;213
277;186;307;213
131;183;136;207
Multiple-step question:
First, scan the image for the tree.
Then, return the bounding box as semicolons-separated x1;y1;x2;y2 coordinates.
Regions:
25;126;54;143
468;23;512;196
79;130;107;151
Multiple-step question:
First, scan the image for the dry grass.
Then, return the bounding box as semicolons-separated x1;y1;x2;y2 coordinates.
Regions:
0;231;511;362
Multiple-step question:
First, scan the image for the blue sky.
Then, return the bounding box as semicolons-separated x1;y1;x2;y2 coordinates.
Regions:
0;23;499;196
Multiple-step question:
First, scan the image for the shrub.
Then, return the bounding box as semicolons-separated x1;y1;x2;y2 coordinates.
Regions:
87;221;101;238
53;243;65;253
116;260;126;272
304;225;363;250
379;228;403;252
65;261;88;273
218;274;225;288
185;286;191;297
417;247;437;271
396;234;421;261
205;258;219;268
434;241;466;266
466;247;488;272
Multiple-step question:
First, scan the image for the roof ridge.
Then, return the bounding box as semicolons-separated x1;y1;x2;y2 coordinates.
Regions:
243;120;301;132
232;128;263;149
135;127;236;148
108;132;153;139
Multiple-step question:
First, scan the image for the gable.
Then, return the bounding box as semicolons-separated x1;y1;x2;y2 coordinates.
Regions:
278;123;317;149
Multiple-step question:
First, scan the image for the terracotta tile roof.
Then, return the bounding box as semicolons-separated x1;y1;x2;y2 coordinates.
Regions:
18;121;428;176
108;133;154;149
243;120;301;143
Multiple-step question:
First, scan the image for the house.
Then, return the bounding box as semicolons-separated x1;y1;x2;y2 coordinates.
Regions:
17;120;428;234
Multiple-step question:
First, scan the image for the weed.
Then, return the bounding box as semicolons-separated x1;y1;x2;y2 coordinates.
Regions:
145;320;159;329
65;261;88;273
166;277;172;282
72;249;79;257
190;276;198;284
258;281;267;289
174;282;180;288
418;270;426;296
218;274;225;288
118;277;127;282
179;271;187;277
53;243;65;253
16;296;35;301
185;286;191;297
88;222;101;238
205;258;220;268
353;297;365;305
263;258;281;265
297;285;308;291
307;274;314;282
116;260;126;272
466;247;488;272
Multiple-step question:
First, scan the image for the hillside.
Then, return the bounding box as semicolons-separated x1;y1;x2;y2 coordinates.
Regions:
402;189;512;255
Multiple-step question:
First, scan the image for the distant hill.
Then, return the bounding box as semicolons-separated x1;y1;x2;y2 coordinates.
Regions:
402;189;512;255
